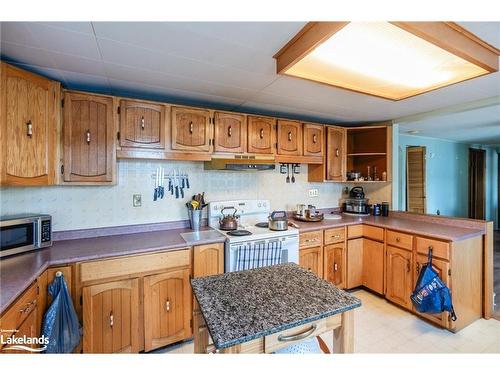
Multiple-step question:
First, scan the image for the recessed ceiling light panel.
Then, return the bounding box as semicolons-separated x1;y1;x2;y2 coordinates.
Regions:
274;22;500;100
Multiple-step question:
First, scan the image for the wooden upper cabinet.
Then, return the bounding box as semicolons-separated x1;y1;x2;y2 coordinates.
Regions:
247;116;276;154
0;63;59;185
213;112;246;153
277;120;302;156
303;124;324;157
386;246;413;309
143;268;192;352
171;106;211;152
63;91;115;184
324;243;345;289
119;100;165;150
326;127;345;181
82;278;140;353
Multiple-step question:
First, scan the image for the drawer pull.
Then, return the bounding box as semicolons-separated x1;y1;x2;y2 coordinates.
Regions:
278;324;317;342
305;238;317;243
109;311;114;327
396;237;401;242
26;121;33;137
140;116;145;130
19;299;36;314
331;235;340;239
165;300;171;312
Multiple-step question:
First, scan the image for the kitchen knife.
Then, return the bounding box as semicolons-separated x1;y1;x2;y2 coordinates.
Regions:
174;169;179;199
153;167;159;201
159;167;164;199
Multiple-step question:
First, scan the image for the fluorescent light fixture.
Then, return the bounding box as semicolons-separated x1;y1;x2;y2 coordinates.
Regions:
274;22;500;100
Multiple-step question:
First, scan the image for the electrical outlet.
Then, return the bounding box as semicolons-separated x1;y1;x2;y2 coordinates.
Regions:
308;189;319;197
133;194;142;207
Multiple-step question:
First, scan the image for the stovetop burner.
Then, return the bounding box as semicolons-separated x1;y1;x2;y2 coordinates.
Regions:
227;229;253;236
255;222;269;228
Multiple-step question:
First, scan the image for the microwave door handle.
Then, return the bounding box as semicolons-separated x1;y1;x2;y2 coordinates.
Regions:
35;218;42;248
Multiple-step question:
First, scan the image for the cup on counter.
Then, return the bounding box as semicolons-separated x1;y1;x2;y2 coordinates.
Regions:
382;202;390;217
372;204;382;216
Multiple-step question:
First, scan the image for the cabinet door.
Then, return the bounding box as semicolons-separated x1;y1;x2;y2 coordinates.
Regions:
299;246;323;278
2;308;39;353
277;120;302;156
386;246;413;309
82;279;139;353
143;268;192;352
171;106;211;152
193;243;224;277
415;255;451;327
63;92;115;183
46;266;73;305
1;64;57;185
303;124;323;157
326;127;344;181
213;112;246;153
362;239;384;294
324;243;345;288
346;238;363;288
247;116;276;154
119;100;165;150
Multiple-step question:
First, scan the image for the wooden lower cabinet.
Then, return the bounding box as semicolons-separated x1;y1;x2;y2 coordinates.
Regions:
299;246;323;278
82;278;140;353
362;239;384;294
143;268;192;352
346;239;363;288
385;246;413;309
193;243;224;277
324;243;345;288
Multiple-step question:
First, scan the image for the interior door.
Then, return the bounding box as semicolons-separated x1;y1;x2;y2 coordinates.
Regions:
63;92;115;183
277;120;302;156
2;64;56;185
324;243;345;288
406;146;426;214
468;148;486;219
143;268;192;352
171;107;211;152
326;127;344;181
82;279;139;353
213;112;246;153
119;100;165;150
386;246;413;309
247;116;276;154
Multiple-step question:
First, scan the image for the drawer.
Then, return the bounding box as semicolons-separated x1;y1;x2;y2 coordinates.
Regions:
362;225;384;242
299;230;323;249
79;248;190;283
0;282;38;334
264;314;341;353
324;227;345;244
416;237;450;260
386;230;413;250
347;225;363;239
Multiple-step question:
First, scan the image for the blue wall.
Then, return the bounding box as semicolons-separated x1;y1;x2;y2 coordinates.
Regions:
397;135;470;218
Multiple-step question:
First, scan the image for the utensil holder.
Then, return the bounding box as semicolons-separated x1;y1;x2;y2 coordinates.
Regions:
188;208;202;231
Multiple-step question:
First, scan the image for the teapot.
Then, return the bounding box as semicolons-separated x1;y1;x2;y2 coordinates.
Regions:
219;207;239;231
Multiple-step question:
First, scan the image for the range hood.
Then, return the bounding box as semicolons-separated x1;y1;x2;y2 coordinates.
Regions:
204;154;276;171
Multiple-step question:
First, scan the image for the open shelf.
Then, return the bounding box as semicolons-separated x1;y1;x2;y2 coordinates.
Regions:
347;152;387;157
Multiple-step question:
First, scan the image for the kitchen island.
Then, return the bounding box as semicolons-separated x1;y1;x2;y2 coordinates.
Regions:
191;263;361;353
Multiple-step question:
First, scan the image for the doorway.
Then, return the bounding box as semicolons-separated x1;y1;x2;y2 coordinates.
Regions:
406;146;426;214
468;148;486;220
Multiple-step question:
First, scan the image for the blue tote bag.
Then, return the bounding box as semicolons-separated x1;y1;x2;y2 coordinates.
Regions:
410;249;457;321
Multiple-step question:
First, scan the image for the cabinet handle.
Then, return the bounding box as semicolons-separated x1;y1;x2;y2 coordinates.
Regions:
312;134;317;144
335;148;339;157
334;263;338;271
396;237;401;242
259;128;264;139
165;300;171;312
278;324;317;342
189;121;193;134
109;311;114;327
86;130;91;144
406;260;410;273
331;235;340;239
416;263;420;275
305;238;317;243
19;299;36;314
228;126;232;137
140;116;145;130
307;267;312;271
26;121;33;137
288;131;292;141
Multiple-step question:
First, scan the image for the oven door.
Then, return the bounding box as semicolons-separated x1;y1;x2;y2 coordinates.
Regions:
0;218;39;257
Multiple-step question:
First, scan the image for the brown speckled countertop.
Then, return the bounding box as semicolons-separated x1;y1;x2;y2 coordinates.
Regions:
0;227;225;314
290;213;484;242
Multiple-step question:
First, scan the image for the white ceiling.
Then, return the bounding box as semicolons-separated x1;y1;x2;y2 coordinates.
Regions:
1;21;499;127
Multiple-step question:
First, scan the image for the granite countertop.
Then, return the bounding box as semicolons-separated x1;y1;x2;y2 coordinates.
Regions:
191;263;361;350
0;227;226;314
290;213;484;241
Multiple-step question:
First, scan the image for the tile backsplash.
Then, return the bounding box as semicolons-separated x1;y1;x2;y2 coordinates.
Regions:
0;160;391;231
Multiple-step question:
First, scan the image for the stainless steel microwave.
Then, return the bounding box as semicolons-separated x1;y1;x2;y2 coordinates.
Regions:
0;214;52;258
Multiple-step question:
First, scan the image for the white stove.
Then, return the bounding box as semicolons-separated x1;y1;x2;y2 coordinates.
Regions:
208;199;299;272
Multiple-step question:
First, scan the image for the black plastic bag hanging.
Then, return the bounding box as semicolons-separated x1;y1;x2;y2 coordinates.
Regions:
42;272;81;353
